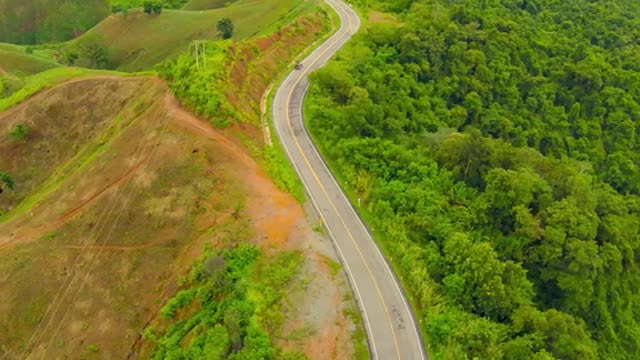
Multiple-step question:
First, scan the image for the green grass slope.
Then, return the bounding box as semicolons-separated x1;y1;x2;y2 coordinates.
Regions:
183;0;238;10
0;49;60;77
0;67;128;113
109;0;238;10
0;45;62;97
71;0;310;71
0;0;109;44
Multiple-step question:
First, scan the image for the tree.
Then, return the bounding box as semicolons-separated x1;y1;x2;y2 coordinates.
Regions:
8;123;29;140
77;35;109;69
217;18;234;39
144;1;162;15
143;1;153;14
0;172;14;194
152;2;163;14
61;48;79;65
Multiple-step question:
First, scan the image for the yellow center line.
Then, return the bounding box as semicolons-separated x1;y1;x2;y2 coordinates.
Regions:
283;1;402;358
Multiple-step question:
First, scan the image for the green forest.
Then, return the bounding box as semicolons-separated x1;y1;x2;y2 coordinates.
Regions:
306;0;640;359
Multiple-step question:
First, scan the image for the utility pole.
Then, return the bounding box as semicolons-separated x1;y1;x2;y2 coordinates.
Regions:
193;40;207;70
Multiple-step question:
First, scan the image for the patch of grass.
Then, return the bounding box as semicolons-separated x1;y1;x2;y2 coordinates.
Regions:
280;325;316;341
8;123;29;141
109;0;188;9
40;231;59;242
183;0;238;10
0;67;128;113
255;0;322;37
319;253;341;279
263;145;305;202
343;305;370;360
311;220;325;234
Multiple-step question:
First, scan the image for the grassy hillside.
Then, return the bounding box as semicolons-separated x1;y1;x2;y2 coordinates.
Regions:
0;44;63;96
0;74;355;359
0;50;59;77
0;0;109;44
157;10;332;199
0;76;262;358
0;67;127;113
0;77;148;216
67;0;313;71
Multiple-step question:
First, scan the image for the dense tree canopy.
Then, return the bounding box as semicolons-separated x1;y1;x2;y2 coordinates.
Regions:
307;0;640;358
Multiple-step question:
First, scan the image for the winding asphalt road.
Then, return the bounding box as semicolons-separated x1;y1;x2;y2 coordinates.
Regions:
272;1;427;359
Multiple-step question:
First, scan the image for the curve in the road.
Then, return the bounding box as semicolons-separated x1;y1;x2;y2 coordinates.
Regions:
272;1;427;359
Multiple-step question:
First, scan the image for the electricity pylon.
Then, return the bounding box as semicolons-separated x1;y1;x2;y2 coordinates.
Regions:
193;40;207;70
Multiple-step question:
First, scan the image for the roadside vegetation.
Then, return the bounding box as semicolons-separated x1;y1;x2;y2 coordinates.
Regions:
143;244;307;359
157;10;329;198
307;0;640;359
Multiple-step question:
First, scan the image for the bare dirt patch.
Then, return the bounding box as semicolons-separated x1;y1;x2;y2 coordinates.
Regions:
368;10;399;25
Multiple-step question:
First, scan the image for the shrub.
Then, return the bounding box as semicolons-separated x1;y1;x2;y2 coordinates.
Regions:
217;18;234;39
8;123;29;140
0;172;15;193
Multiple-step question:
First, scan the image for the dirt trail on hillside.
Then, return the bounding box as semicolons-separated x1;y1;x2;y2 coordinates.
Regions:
0;158;147;252
164;94;258;169
0;86;264;252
